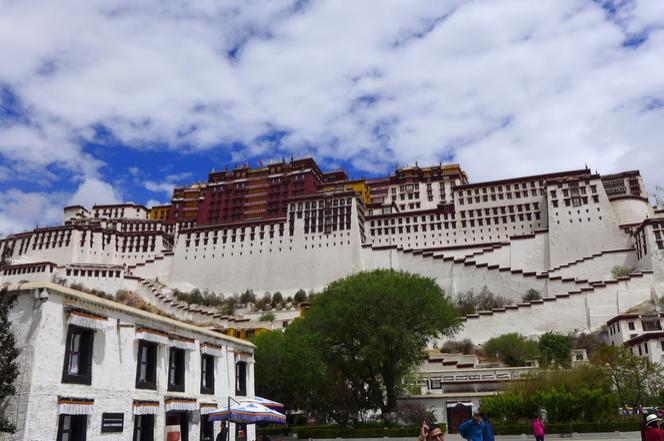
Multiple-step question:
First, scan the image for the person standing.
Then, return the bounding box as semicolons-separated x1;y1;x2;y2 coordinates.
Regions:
644;414;664;441
642;414;650;441
482;414;495;441
532;415;545;441
216;422;229;441
458;411;485;441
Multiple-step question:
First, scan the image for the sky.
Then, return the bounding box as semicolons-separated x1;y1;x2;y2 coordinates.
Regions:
1;0;663;236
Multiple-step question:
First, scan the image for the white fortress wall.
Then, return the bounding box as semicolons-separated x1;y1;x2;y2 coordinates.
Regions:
167;195;365;294
449;273;653;344
128;254;174;280
547;176;629;268
471;243;511;268
610;197;654;226
547;249;637;281
509;232;548;273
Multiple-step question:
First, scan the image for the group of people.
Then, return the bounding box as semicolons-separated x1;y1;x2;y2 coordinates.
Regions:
418;411;545;441
419;410;664;441
641;414;664;441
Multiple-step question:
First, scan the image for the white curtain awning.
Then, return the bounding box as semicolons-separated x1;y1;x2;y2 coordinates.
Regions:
233;351;254;364
67;309;113;331
135;327;170;345
133;400;160;415
169;335;196;351
58;397;94;415
165;398;198;412
200;403;217;415
201;342;224;357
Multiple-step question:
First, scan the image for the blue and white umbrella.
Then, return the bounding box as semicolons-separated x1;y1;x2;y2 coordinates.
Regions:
208;401;287;424
235;395;284;410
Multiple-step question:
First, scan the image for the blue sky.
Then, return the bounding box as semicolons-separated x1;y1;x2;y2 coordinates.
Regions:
1;0;664;235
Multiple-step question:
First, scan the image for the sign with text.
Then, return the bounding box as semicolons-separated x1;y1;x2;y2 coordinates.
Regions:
101;413;124;433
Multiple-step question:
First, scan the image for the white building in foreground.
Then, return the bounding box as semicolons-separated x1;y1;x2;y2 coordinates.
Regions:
2;282;255;441
606;311;664;363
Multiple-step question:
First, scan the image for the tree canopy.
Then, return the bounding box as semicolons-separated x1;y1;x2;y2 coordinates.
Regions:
538;331;572;368
253;269;460;421
0;288;19;433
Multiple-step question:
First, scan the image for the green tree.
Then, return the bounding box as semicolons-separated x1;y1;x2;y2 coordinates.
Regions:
538;332;572;368
240;289;256;305
0;288;19;433
591;344;664;410
483;333;538;367
271;292;284;308
294;289;307;304
302;269;460;416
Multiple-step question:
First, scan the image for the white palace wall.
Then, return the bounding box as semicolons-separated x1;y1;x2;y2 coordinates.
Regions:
547;177;630;268
509;233;548;273
547;249;637;281
167;197;365;294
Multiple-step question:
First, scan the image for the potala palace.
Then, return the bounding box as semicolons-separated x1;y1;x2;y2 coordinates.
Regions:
2;158;663;342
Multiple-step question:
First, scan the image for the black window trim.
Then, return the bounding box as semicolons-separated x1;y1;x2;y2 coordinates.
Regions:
168;347;186;392
61;325;94;385
200;354;215;395
135;340;158;390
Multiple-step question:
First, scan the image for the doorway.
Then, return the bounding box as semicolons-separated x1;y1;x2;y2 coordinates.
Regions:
166;411;189;441
446;402;472;434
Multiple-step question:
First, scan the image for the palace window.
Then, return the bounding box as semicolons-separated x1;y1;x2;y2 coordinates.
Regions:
201;354;215;395
168;348;186;392
57;414;87;441
133;415;154;441
62;325;94;385
236;361;247;396
136;341;158;390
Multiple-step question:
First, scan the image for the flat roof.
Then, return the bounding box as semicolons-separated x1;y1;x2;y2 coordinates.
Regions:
6;281;254;349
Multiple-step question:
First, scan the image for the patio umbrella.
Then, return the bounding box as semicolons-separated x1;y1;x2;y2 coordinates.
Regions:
235;396;284;409
208;401;287;424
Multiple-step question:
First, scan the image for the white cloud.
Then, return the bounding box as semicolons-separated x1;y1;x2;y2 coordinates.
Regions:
144;180;175;195
0;189;65;236
67;178;122;208
0;0;663;194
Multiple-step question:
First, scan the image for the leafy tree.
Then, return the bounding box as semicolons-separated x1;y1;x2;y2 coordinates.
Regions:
259;311;276;322
255;292;272;311
591;344;664;410
302;270;460;416
538;332;572;368
441;339;476;355
522;289;541;302
271;292;284;308
482;333;538;367
294;289;307;304
220;295;239;316
240;289;256;305
0;287;19;433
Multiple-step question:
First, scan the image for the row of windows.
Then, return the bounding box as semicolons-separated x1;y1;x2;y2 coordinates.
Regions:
62;325;247;396
458;188;543;205
65;268;122;278
2;265;54;276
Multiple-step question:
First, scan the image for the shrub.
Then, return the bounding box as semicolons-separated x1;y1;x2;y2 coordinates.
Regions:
611;266;634;278
522;288;541;302
396;401;435;426
455;286;509;314
441;338;476;355
260;312;276;322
